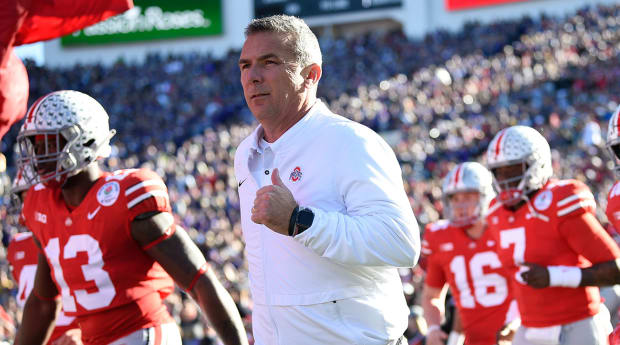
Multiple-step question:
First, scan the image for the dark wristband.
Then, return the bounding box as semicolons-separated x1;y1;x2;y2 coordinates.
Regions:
288;205;300;236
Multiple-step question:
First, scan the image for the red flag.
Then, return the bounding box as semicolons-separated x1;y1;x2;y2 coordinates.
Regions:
0;48;28;140
0;0;28;67
14;0;133;46
0;0;133;141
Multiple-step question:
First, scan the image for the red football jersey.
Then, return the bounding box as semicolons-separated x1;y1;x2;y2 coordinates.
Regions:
422;220;516;345
7;232;78;344
22;169;175;345
487;179;620;327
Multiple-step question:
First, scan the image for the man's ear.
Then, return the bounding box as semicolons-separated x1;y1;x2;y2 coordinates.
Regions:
303;64;322;88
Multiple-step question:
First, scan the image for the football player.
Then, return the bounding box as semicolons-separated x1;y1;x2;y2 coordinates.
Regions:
7;166;82;345
422;162;519;345
486;125;620;345
13;90;248;345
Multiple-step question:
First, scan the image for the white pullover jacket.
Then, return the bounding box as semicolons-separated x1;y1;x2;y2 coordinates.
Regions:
234;100;420;309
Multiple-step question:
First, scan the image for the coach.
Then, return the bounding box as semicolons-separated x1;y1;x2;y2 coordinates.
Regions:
234;14;420;345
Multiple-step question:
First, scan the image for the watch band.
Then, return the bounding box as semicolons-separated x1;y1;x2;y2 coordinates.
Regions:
288;206;300;236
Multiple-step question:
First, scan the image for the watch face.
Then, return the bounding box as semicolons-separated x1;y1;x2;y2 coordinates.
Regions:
297;209;314;228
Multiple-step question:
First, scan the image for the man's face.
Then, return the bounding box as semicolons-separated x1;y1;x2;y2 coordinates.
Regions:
448;191;481;222
32;134;67;183
492;163;525;188
492;162;527;207
239;32;305;122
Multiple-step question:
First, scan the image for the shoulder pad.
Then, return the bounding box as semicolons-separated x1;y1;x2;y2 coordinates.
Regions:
549;179;596;218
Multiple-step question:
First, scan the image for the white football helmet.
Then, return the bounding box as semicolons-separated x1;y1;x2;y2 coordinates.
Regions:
607;105;620;177
442;162;495;226
486;125;552;206
16;90;116;187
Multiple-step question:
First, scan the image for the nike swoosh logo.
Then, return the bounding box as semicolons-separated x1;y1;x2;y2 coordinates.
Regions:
238;178;247;188
87;206;101;220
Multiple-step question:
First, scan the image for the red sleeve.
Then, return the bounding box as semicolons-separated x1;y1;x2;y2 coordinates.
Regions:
558;212;620;264
421;224;433;257
554;180;596;221
123;169;171;222
425;255;446;289
422;228;446;288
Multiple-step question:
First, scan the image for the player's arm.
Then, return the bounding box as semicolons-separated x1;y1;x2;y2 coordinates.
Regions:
421;284;448;345
521;212;620;288
15;251;60;345
130;211;248;345
446;309;466;345
579;259;620;286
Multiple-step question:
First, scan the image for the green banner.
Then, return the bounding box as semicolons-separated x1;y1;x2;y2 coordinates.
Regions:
61;0;222;46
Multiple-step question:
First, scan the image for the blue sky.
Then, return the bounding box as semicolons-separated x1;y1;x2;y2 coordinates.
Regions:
14;42;45;65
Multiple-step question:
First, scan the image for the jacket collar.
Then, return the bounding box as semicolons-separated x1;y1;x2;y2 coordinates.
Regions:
247;100;329;155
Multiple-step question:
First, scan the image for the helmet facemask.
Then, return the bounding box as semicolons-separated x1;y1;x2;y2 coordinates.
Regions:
444;190;484;227
607;140;620;178
606;105;620;177
17;124;95;188
491;161;534;207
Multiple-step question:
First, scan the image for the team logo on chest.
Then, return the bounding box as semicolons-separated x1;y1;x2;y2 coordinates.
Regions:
534;190;553;211
289;166;303;182
97;181;120;206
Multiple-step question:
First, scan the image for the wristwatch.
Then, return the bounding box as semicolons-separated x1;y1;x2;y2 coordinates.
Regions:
288;206;314;236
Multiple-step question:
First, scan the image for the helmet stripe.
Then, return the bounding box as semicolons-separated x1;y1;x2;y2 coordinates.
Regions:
25;95;46;124
494;129;507;159
616;109;620;134
453;164;462;188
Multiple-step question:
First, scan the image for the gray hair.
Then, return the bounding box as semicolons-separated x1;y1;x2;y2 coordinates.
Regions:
245;15;322;69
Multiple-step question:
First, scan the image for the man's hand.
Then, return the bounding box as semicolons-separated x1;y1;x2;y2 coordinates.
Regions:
251;168;297;235
520;262;550;288
52;328;82;345
426;328;448;345
497;319;519;345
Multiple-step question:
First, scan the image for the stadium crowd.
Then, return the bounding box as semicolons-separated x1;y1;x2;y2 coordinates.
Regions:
2;3;620;344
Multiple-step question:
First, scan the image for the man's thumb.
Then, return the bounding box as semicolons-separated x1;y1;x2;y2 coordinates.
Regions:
272;168;285;186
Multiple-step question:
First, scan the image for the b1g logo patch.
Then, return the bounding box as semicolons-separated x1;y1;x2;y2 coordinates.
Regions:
289;166;302;182
97;181;120;206
534;190;553;211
